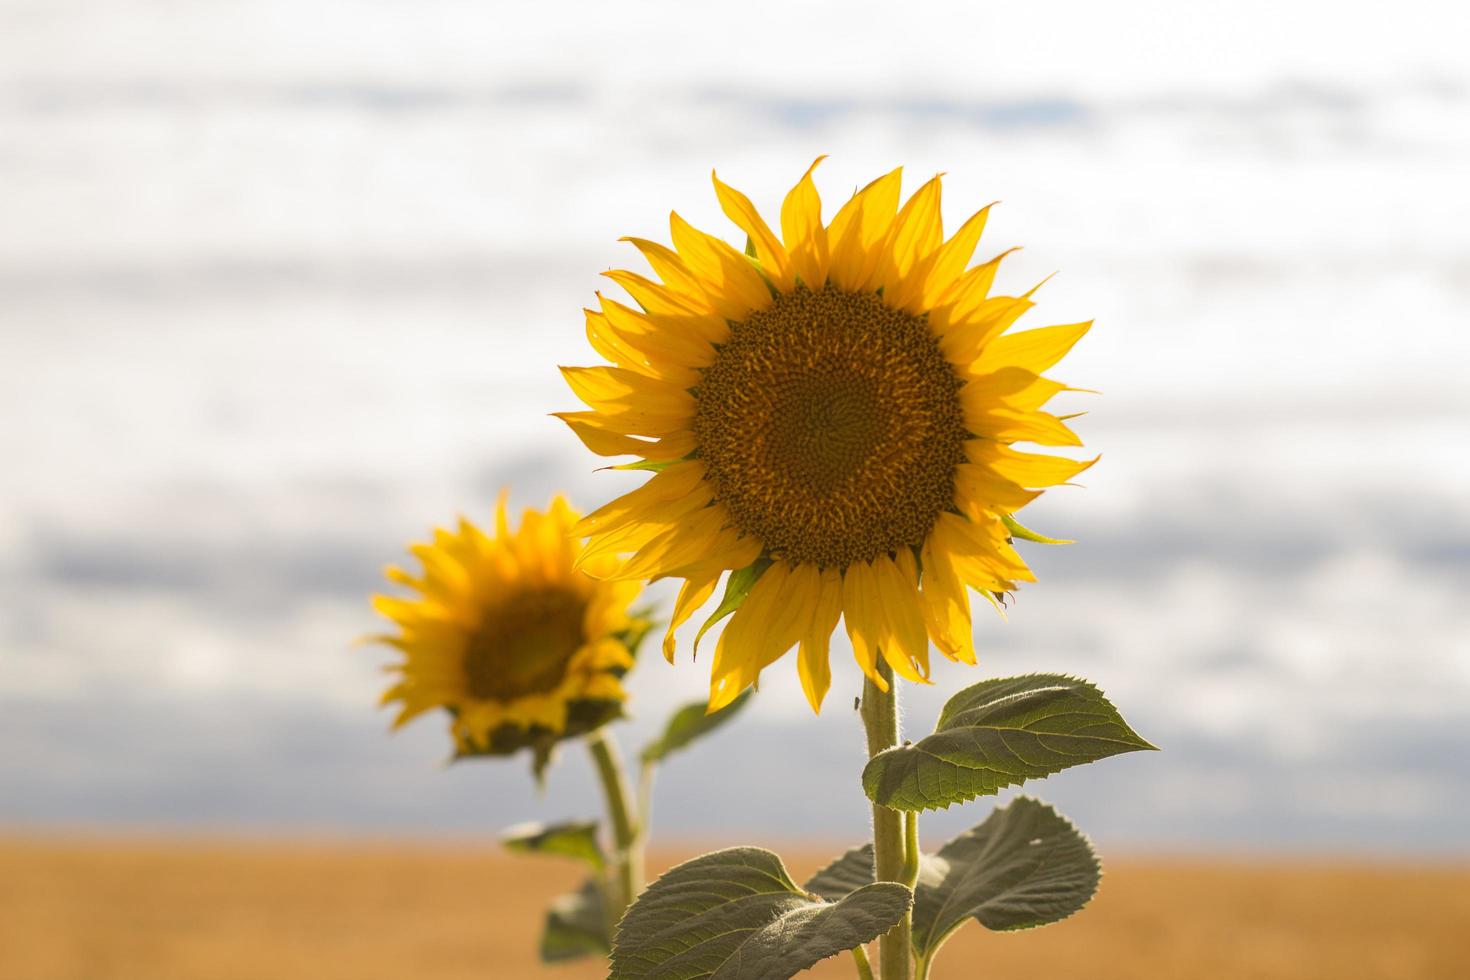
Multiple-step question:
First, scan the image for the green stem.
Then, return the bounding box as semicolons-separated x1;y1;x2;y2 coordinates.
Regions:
902;811;920;888
913;953;932;980
851;944;876;980
587;729;642;922
861;661;912;980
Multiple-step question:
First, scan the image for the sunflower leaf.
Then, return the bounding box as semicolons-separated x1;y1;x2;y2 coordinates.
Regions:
540;876;611;962
803;844;877;902
692;557;772;655
609;847;912;980
862;674;1155;812
911;797;1099;964
641;689;754;765
502;819;605;871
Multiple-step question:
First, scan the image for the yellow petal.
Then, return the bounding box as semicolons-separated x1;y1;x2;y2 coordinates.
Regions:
780;156;829;287
621;237;708;305
974;320;1093;375
554;411;695;460
795;564;842;713
873;552;930;683
920;534;976;664
603;270;729;345
954;462;1043;516
614;505;729;581
967;406;1083;448
669;212;773;319
712;170;792;291
575;460;707;536
663;569;721;663
969;442;1099;488
880;173;945;292
597;293;717;370
841;559;887;689
827;166;902;291
914;204;995;310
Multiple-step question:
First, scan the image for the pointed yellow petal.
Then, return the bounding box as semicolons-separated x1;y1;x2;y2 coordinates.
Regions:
712;171;792;291
841;559;887;689
975;321;1093;375
969;442;1099;488
597;293;717;369
920;534;976;664
603;270;729;345
880;173;945;291
554;411;694;459
827;167;902;291
669;212;773;319
576;461;707;535
663;570;720;663
621;237;708;304
873;553;929;683
781;156;829;287
795;564;842;713
915;204;995;310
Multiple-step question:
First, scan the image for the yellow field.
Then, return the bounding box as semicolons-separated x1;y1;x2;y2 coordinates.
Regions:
1;837;1466;980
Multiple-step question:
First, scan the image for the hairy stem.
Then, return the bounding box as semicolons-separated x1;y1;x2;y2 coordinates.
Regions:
852;943;877;980
861;661;912;980
587;729;642;924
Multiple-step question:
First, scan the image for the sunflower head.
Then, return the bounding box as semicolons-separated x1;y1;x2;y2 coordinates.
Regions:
371;496;647;767
559;161;1094;714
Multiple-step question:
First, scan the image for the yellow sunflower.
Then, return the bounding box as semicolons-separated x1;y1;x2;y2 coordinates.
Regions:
371;495;646;759
558;160;1093;713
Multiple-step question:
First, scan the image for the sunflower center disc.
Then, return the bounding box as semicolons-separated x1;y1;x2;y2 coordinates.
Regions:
464;587;587;701
694;284;967;568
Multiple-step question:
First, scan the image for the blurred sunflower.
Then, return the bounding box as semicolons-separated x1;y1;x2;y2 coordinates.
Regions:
559;161;1093;713
371;496;646;764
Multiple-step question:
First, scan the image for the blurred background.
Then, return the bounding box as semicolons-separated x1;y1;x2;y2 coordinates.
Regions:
3;1;1468;969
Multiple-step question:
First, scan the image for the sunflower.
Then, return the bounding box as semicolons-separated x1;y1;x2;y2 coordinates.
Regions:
371;496;646;759
558;161;1093;713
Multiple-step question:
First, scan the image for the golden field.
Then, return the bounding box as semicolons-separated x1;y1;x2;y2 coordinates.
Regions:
2;836;1466;980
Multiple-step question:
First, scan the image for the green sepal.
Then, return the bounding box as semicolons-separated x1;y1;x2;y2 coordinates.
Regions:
609;847;912;980
1001;513;1073;545
863;674;1156;812
692;557;772;655
451;698;625;772
540;877;611;962
502;819;605;872
612;459;679;473
641;689;754;765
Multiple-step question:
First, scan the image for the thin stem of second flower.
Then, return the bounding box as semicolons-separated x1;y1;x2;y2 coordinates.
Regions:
586;728;642;922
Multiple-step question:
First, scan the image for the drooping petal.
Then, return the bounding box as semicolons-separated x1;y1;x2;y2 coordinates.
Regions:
663;569;721;663
795;564;842;713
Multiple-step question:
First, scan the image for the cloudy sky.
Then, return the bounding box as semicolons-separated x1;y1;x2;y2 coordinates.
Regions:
2;0;1467;853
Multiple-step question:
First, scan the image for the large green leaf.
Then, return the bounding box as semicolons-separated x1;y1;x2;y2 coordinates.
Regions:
502;819;605;871
641;689;754;765
609;847;911;980
540;877;610;962
802;844;877;902
863;674;1155;812
911;796;1099;959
